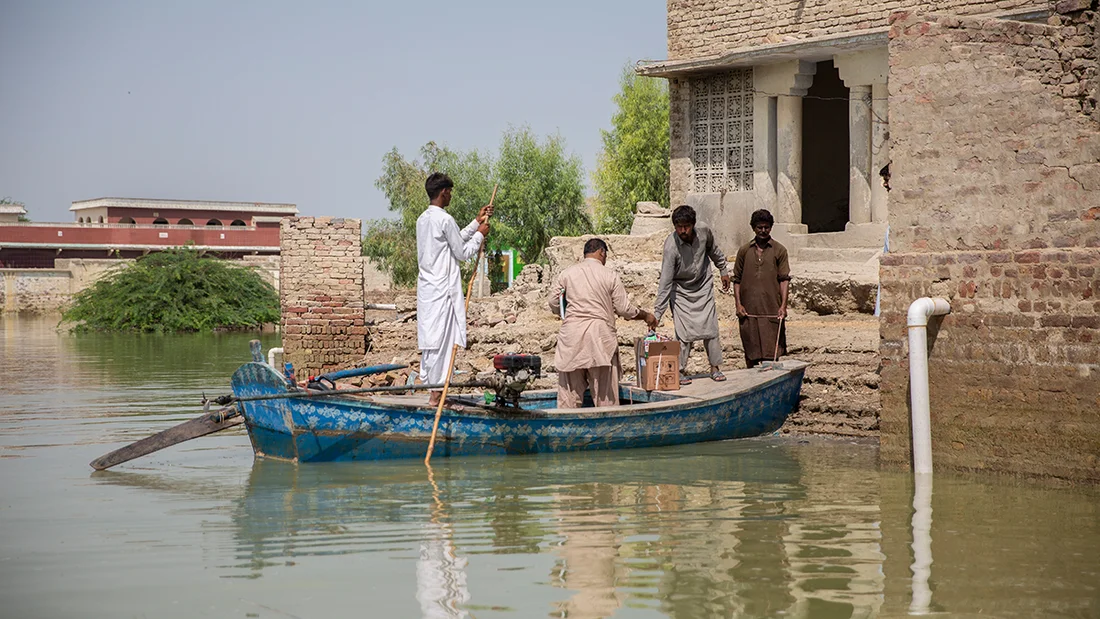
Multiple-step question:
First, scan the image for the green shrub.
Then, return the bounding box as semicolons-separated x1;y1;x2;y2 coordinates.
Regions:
62;248;279;333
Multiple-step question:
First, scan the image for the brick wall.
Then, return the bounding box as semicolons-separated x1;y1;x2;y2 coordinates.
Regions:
667;0;1051;60
881;8;1100;481
280;217;366;377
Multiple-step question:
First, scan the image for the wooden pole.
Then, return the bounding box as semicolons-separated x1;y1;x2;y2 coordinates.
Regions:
425;184;497;464
773;316;785;363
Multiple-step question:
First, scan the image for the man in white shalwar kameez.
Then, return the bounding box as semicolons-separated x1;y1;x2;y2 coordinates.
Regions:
416;172;491;405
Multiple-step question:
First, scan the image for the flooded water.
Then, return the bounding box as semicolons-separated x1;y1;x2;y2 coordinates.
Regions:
1;315;1098;619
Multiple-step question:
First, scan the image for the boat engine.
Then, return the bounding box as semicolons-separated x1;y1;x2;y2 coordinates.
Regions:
489;353;542;408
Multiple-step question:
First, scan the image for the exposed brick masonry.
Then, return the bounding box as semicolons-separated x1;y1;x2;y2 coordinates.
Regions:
280;217;366;377
881;8;1100;481
667;0;1051;60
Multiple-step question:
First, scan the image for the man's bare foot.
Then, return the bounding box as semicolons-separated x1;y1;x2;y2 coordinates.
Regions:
428;391;442;407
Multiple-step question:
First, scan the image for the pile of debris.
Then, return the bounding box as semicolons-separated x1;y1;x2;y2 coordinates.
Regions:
330;229;882;436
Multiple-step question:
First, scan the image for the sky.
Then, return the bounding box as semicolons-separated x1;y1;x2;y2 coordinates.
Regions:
0;1;668;223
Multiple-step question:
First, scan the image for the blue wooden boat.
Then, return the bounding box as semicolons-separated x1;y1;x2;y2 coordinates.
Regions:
230;358;809;463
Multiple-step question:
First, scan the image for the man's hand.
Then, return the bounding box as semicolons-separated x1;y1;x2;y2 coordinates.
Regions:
721;274;731;292
777;305;787;319
477;204;494;224
478;221;490;237
736;304;748;318
643;311;659;331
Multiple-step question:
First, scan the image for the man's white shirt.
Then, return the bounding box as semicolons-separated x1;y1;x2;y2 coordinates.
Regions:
415;205;483;351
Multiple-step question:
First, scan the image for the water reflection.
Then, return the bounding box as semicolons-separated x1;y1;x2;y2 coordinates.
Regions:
92;441;908;618
420;467;471;618
909;473;933;616
72;440;1100;619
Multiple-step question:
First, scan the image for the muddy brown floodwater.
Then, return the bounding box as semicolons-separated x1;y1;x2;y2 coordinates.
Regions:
1;315;1097;618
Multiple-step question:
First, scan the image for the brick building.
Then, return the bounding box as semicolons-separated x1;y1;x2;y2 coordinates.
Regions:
641;1;1099;481
0;197;297;268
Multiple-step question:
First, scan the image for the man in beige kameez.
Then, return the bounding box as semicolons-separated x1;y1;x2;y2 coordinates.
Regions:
732;209;791;368
549;238;658;408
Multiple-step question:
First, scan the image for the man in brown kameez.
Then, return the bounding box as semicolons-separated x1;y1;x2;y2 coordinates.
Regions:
549;238;658;408
732;209;791;368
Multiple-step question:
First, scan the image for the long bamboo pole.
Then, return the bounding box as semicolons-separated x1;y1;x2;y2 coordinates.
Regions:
425;184;497;464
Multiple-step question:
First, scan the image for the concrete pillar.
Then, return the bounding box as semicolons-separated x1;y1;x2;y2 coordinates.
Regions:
835;49;889;233
669;78;693;208
777;95;803;227
871;82;890;224
849;85;873;225
753;60;815;235
752;93;777;213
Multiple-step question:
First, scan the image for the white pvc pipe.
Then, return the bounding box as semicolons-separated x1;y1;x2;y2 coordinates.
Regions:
366;303;397;310
907;297;951;475
267;347;284;368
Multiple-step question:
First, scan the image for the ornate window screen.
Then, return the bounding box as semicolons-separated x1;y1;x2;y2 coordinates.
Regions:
691;69;754;193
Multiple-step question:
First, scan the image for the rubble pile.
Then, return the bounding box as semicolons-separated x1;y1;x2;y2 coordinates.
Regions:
339;231;882;436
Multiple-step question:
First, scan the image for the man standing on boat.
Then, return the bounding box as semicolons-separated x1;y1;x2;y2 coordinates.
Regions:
732;209;791;368
550;238;658;408
416;172;492;406
653;205;730;385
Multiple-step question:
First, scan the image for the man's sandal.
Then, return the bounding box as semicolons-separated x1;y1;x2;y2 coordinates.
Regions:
711;370;727;382
680;376;693;385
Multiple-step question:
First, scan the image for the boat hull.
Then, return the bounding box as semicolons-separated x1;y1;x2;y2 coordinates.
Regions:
231;361;808;463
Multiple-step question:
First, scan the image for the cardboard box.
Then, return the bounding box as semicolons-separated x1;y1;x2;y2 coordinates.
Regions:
635;338;680;391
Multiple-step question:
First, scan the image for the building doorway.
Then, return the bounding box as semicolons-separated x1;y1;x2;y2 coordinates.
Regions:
801;60;849;233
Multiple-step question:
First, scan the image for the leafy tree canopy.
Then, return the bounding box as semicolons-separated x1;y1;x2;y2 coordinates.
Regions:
62;248;279;333
592;65;670;234
364;126;591;287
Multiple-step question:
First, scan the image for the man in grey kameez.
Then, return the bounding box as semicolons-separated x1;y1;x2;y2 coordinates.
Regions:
654;205;730;384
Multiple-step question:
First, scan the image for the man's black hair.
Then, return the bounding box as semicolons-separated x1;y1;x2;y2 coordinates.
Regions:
750;209;775;227
671;204;696;226
583;238;608;255
425;172;454;201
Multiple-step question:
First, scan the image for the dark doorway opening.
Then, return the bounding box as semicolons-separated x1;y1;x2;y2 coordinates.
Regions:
802;60;849;233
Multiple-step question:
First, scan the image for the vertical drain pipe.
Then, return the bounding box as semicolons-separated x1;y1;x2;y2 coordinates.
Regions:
907;297;951;474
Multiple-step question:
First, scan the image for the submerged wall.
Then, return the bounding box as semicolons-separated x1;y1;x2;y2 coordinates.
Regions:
880;9;1100;481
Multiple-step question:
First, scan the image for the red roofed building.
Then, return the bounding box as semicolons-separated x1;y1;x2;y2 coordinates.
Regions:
0;197;298;268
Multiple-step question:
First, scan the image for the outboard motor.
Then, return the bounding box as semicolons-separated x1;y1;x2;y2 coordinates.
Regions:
491;353;542;408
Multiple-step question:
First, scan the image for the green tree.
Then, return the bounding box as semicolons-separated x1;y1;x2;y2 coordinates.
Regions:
62;247;279;333
493;126;591;264
364;143;493;287
364;128;590;286
592;65;670;234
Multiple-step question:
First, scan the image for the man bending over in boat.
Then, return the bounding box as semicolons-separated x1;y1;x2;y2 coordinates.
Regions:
549;238;658;408
416;172;492;406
